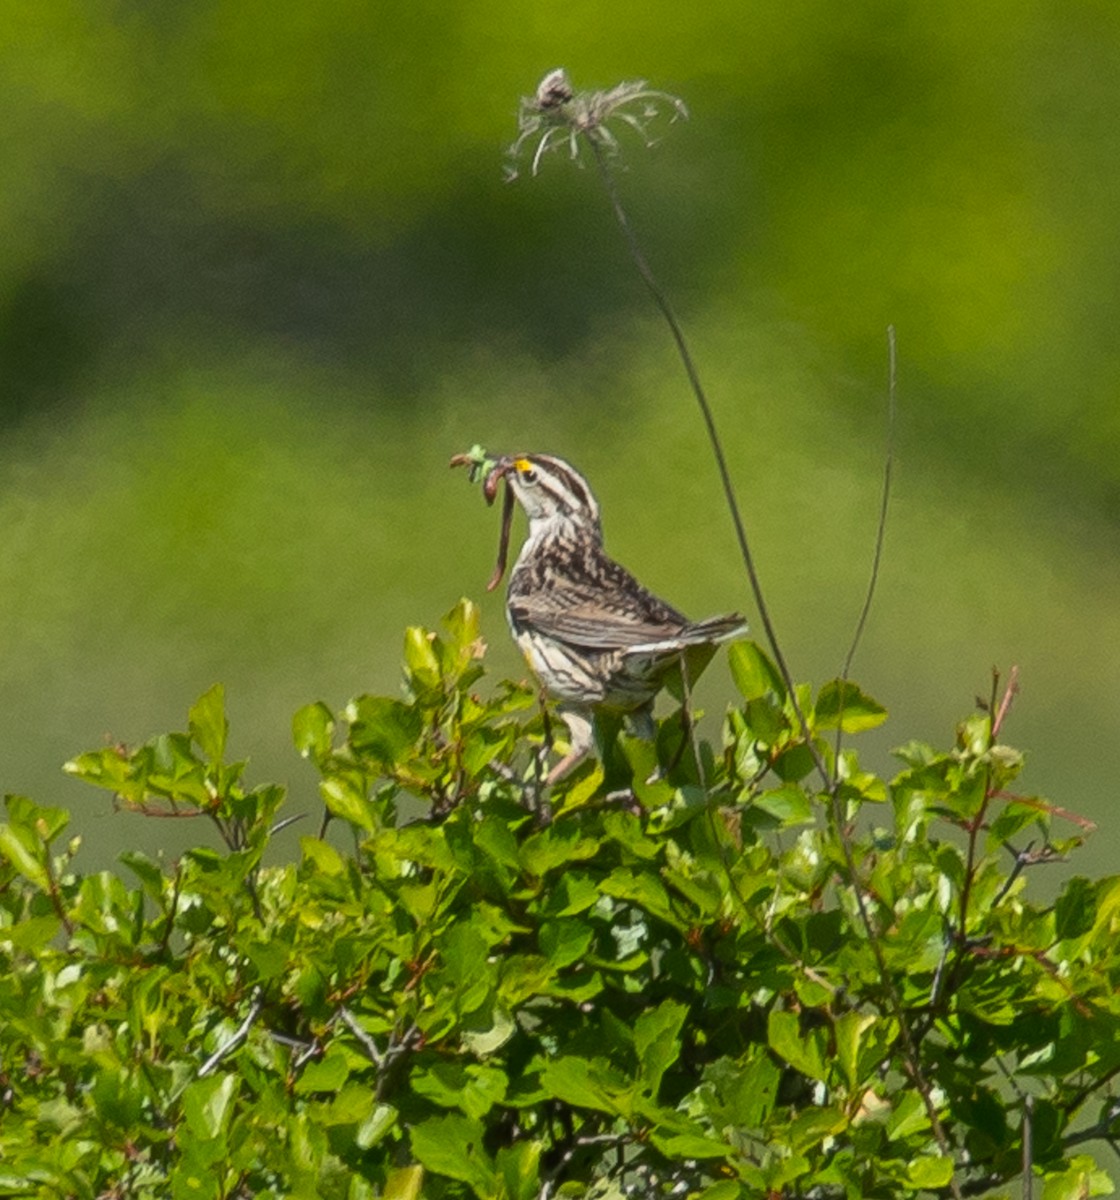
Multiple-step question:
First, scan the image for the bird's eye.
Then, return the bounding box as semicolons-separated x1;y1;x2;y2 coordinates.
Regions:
515;460;538;485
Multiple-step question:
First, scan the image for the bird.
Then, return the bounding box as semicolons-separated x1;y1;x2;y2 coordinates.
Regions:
457;452;747;783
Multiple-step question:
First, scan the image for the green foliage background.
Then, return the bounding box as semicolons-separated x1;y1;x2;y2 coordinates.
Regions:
1;2;1119;866
4;602;1118;1197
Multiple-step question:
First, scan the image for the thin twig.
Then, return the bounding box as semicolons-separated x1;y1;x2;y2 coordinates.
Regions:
991;665;1020;737
42;846;76;937
197;993;264;1078
340;1007;384;1067
990;841;1035;908
293;1038;322;1071
269;813;306;836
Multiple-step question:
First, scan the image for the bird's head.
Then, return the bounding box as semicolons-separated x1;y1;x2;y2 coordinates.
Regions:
486;454;601;529
451;450;602;590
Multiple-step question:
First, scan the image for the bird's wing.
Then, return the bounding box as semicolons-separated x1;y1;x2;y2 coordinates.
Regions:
508;593;686;651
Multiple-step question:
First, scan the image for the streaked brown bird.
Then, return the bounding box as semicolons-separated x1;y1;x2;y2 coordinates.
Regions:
466;453;747;782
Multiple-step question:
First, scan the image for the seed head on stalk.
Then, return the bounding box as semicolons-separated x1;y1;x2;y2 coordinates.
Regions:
505;68;688;180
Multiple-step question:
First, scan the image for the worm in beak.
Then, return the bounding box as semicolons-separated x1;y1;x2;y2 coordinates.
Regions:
483;460;515;591
450;450;516;592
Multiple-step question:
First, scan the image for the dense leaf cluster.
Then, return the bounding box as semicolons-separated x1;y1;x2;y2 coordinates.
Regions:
1;600;1117;1199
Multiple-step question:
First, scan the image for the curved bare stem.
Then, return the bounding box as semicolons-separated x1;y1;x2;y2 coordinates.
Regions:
585;138;829;789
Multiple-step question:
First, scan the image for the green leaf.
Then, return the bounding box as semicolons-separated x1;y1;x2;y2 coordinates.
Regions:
496;1140;542;1200
499;955;556;1005
461;1005;516;1057
118;848;166;899
814;679;888;732
413;1061;508;1120
539;871;602;917
986;799;1044;850
357;1102;399;1150
182;1074;239;1141
347;695;423;764
0;914;61;949
295;1047;351;1094
770;742;817;783
787;1105;847;1152
602;810;661;860
600;866;677;926
539;919;593;969
293;701;335;763
753;784;813;826
189;683;229;763
319;776;374;831
409;1115;495;1192
403;625;442;693
475;814;521;872
908;1156;955;1189
887;1089;930;1139
0;823;48;889
767;1010;828;1082
383;1166;425;1200
1041;1155;1115;1200
650;1125;733;1158
728;641;786;700
440;597;484;679
442;596;481;647
519;824;602;877
6;795;70;843
440;920;491;987
538;1056;626;1115
834;1011;878;1090
634;1000;688;1094
1054;876;1097;942
300;835;347;877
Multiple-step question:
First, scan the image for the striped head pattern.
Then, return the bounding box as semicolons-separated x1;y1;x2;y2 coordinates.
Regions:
492;454;602;533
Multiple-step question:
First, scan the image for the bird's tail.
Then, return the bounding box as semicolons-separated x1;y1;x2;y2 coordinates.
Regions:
626;613;748;656
681;613;749;645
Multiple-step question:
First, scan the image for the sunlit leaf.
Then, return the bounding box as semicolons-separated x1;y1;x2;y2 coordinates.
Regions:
814;680;888;732
292;701;335;764
189;683;229;763
182;1074;239;1141
728;641;786;701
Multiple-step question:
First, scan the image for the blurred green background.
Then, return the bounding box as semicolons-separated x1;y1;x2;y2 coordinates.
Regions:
2;2;1118;871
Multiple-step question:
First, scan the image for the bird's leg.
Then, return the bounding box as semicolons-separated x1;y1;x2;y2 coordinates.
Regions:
546;707;594;784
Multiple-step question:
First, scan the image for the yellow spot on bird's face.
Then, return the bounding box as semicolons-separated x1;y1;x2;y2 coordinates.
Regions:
514;458;533;473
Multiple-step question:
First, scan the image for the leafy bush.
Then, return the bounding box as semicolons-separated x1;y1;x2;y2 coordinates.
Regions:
1;599;1116;1199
